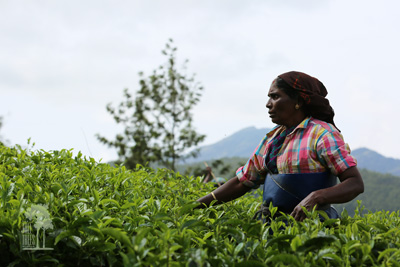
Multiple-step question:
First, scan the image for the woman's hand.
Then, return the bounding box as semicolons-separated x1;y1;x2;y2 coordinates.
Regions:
290;191;321;221
290;166;364;221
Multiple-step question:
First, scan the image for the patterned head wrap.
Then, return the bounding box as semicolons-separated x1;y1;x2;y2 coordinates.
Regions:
278;71;338;129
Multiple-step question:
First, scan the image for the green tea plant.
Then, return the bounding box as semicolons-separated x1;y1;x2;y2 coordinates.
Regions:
0;143;399;266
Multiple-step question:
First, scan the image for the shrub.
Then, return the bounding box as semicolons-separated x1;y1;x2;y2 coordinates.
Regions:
0;144;399;266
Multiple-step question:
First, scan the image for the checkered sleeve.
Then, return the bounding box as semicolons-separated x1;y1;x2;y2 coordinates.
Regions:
236;135;268;188
316;130;357;176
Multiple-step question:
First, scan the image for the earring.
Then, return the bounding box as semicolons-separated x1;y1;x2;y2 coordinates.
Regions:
295;104;300;110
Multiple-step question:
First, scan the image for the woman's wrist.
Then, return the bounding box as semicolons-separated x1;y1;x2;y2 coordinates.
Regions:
313;189;327;208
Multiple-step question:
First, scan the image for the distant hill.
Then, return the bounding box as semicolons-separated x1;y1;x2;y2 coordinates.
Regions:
352;148;400;176
190;127;400;176
188;126;269;162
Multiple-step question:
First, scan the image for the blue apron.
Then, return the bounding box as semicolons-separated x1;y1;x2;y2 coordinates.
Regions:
262;172;339;219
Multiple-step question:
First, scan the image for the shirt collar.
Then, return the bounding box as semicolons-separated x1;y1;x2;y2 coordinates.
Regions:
267;116;312;138
296;116;311;130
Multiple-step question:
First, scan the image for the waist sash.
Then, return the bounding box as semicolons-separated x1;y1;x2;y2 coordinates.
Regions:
262;172;338;216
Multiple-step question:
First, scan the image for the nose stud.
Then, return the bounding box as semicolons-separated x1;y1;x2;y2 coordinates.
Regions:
295;104;300;110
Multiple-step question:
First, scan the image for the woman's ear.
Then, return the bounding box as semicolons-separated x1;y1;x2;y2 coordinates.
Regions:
296;97;305;109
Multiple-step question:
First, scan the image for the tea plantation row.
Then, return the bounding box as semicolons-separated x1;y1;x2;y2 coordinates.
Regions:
0;144;399;266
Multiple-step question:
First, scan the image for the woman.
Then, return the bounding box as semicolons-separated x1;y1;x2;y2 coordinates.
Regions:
196;71;364;221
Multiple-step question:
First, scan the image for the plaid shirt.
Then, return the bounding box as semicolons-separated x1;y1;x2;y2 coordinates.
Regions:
236;117;357;188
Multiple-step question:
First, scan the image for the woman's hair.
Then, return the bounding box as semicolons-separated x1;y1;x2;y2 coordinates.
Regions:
275;72;338;130
276;77;300;100
276;77;310;115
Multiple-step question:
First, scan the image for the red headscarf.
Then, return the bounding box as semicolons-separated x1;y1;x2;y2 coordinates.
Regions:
278;71;338;130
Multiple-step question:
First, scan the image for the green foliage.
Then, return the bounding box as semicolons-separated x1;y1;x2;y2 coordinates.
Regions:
1;144;400;266
177;157;247;179
97;39;205;171
181;159;235;182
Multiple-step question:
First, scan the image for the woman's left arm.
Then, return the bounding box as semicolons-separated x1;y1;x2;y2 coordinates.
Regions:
290;166;364;221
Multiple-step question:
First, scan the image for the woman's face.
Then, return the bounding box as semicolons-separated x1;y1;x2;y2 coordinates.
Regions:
266;81;304;127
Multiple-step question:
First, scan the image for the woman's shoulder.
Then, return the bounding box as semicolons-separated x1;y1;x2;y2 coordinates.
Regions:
307;117;339;134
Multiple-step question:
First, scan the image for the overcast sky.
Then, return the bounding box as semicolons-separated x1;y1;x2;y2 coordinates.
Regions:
1;0;399;162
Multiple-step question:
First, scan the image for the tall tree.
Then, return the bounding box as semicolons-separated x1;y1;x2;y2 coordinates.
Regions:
97;40;205;170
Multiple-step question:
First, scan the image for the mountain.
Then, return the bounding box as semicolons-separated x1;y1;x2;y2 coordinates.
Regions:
351;148;400;176
188;126;269;162
191;127;400;176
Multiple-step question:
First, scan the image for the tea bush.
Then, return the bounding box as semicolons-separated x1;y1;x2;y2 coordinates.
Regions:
0;144;399;266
